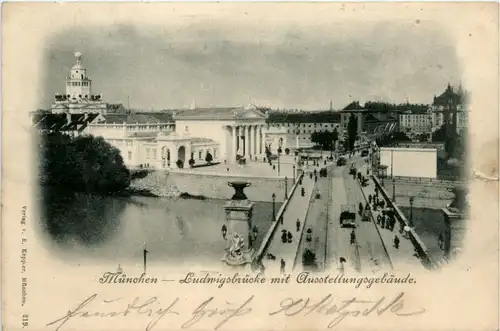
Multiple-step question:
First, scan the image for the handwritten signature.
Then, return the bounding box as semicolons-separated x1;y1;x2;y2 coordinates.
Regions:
270;292;426;328
46;292;424;330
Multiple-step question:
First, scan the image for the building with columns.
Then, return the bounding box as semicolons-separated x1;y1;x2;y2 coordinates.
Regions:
172;107;268;163
36;52;278;169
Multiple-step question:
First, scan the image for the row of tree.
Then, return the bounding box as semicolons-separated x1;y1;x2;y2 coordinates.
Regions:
39;132;131;194
267;111;341;124
343;101;429;113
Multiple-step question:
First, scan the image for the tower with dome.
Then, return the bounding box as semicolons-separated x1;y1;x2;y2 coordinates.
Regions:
51;52;108;114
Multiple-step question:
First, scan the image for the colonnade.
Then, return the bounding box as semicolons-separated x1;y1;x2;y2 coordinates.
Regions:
229;124;266;161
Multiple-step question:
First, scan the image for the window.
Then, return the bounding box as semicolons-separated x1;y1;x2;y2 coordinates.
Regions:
199;151;202;159
152;149;157;159
146;148;150;159
128;151;132;160
185;126;189;132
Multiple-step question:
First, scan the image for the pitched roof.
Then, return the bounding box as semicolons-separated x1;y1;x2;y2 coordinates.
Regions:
101;113;173;124
174;107;266;120
433;84;465;106
32;113;99;132
365;112;398;122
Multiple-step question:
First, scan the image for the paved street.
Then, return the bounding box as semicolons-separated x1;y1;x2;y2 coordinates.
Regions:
342;158;393;273
261;174;315;275
294;164;332;272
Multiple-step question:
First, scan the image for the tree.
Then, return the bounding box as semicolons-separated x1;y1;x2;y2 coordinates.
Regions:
176;159;184;168
205;151;213;164
38;132;130;194
285;148;290;155
347;114;358;151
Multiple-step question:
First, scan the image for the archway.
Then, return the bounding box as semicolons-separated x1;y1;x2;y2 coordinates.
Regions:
178;146;186;164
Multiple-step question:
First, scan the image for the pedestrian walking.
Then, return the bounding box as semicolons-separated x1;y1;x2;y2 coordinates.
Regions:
281;230;287;243
296;218;300;232
287;231;293;243
350;230;356;245
368;194;372;204
280;259;286;274
394;235;400;249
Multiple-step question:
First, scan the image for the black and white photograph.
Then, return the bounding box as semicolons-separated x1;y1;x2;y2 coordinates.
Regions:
2;3;498;331
31;7;469;275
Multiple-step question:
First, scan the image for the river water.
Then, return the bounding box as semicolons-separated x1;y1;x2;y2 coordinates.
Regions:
36;190;277;267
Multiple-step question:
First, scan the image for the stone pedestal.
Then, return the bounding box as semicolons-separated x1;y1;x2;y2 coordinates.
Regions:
442;187;468;260
222;182;256;267
442;207;467;260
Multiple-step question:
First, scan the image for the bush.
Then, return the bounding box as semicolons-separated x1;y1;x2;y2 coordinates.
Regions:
285;148;290;155
205;152;213;164
38;132;130;194
176;159;184;168
188;158;195;167
278;147;282;154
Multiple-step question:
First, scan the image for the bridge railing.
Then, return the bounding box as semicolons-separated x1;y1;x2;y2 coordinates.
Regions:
254;172;305;263
371;175;434;269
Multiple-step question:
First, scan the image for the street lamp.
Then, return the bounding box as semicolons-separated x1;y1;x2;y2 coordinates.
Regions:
272;193;276;222
409;196;415;227
293;165;296;184
392;178;396;202
284;176;288;200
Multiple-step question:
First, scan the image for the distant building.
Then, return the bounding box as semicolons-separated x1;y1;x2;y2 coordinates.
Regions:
266;111;341;148
399;109;433;135
339;109;400;141
32;112;104;137
431;83;468;134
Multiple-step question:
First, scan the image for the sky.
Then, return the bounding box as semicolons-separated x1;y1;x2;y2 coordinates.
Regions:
40;19;462;111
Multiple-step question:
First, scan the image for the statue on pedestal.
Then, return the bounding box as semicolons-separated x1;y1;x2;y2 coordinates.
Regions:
222;181;255;267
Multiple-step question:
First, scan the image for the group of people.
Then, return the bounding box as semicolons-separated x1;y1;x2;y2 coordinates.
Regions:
363;184;402;250
281;229;294;243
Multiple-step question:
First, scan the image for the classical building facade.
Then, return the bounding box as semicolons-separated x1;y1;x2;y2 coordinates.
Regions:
173;107;268;163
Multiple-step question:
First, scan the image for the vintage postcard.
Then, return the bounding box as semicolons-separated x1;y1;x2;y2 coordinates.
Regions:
2;2;499;331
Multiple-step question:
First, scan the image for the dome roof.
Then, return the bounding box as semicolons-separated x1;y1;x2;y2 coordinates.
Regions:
71;63;85;70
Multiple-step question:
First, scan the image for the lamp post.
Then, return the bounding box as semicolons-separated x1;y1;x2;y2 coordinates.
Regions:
409;196;415;227
278;151;281;176
392;178;396;202
293;165;296;184
272;193;276;222
284;177;288;200
143;242;148;274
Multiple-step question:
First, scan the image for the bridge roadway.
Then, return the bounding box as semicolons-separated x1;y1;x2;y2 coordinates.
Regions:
339;157;392;273
261;155;391;275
